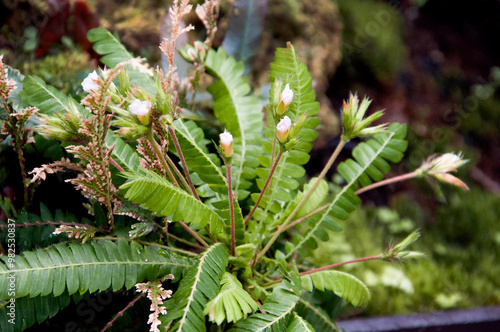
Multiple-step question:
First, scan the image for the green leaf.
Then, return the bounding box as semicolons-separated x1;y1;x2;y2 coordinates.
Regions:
87;27;155;94
221;0;267;74
172;119;228;194
205;47;264;200
204;272;258;325
0;240;191;300
301;270;370;308
164;243;229;331
20;75;87;117
228;268;301;332
0;290;88;332
105;134;141;172
253;43;320;225
121;171;225;234
286;312;316;332
285;123;407;258
295;297;338;332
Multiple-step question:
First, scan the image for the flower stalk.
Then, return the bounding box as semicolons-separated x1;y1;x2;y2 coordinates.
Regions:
244;151;284;227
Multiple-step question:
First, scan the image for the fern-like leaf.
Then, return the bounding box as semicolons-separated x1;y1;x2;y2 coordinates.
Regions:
205;48;264;200
301;271;370;308
0;290;88;332
254;43;321;224
120;171;224;234
20;75;87;117
204;272;258;325
172;119;227;194
87;27;155;94
163;243;229;331
0;240;191;300
228;268;301;332
295;297;338;332
286;312;316;332
285;123;407;258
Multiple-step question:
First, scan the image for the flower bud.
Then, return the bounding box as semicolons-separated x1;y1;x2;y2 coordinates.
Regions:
276;84;293;115
81;70;100;93
276;116;292;143
220;130;233;158
129;99;152;125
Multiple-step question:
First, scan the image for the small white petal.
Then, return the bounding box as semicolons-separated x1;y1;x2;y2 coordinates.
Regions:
219;130;233;146
276;116;292;134
280;84;293;106
129;99;152;116
81;70;100;92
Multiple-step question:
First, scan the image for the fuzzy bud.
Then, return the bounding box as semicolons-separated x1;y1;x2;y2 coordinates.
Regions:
276;116;292;143
129;99;152;125
81;70;100;93
220;130;233;158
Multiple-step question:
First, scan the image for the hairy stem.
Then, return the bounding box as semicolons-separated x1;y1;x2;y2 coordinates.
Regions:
226;164;236;256
244;151;284;226
355;171;419;195
256;140;347;261
178;221;209;247
100;293;145;332
147;130;179;187
168;125;200;200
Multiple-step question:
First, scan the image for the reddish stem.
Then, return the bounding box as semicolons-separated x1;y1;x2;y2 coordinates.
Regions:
244;151;283;226
299;255;381;277
100;293;145;332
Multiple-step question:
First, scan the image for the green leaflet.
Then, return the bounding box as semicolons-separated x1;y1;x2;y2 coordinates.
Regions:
163;243;229;332
228;269;301;332
120;171;225;234
205;47;264;200
212;198;246;245
20;75;87;117
204;272;258;325
272;177;328;229
301;270;370;308
87;27;156;94
0;290;87;332
286;313;316;332
295;297;338;332
0;240;191;300
172;119;228;195
285;123;408;259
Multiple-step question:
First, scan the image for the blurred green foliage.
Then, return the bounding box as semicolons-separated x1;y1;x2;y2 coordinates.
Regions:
338;0;407;83
308;185;500;316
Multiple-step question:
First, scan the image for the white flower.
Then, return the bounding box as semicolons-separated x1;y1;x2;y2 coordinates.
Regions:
81;70;100;92
219;130;233;158
277;84;293;115
280;84;293;107
129;99;152;116
276;116;292;143
129;99;152;125
421;153;468;174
